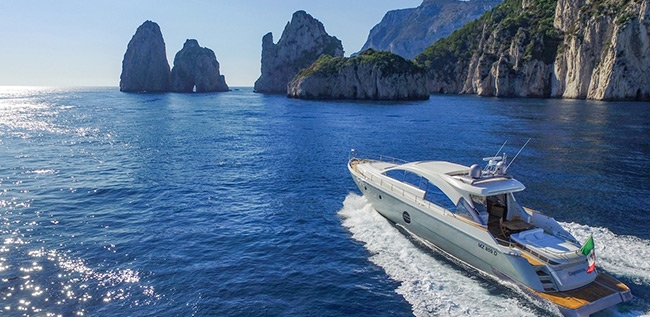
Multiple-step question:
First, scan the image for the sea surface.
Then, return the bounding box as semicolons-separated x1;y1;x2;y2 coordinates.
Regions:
1;86;649;316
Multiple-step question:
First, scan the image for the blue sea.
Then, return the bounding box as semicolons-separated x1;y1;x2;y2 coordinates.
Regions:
1;86;649;316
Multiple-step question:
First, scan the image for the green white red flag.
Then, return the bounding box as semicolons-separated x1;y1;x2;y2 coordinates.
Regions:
580;235;596;273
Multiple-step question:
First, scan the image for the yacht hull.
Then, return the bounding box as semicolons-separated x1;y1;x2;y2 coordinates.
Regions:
348;159;631;316
350;171;539;286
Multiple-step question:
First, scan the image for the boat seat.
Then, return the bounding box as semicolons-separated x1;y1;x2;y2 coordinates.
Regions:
511;228;575;253
500;217;535;237
515;228;544;241
499;217;510;237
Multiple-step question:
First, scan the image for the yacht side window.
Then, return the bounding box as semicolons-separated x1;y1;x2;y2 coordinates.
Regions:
385;170;429;191
385;169;406;181
424;182;456;211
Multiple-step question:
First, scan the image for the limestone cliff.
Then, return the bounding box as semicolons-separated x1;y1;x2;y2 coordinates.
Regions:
415;0;562;97
287;49;429;100
170;39;229;93
415;0;650;100
553;0;650;100
360;0;502;59
120;20;171;92
254;10;344;93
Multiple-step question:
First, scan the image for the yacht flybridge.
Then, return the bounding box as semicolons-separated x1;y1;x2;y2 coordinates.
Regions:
347;149;631;316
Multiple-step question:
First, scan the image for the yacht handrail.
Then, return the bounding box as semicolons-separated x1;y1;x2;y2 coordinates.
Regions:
493;238;570;266
349;149;408;165
362;169;450;215
351;155;490;230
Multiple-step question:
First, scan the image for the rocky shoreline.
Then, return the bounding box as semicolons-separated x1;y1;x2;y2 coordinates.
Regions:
120;0;650;101
287;50;429;100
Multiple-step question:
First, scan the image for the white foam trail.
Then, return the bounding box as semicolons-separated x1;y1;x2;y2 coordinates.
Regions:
339;193;553;316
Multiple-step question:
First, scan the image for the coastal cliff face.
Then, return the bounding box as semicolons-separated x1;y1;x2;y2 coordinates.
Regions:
415;0;650;100
170;39;229;93
120;21;171;92
254;10;344;93
287;49;429;100
415;0;562;97
553;0;650;100
360;0;502;59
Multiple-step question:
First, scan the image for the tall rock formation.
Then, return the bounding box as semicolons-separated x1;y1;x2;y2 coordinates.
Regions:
414;0;650;100
120;20;171;92
170;39;229;93
287;49;429;100
254;10;344;93
360;0;502;59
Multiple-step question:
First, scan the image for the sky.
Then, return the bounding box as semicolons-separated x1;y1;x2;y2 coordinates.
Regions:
0;0;422;87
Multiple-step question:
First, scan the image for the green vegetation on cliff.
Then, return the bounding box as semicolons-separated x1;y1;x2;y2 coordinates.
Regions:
297;49;425;78
414;0;563;70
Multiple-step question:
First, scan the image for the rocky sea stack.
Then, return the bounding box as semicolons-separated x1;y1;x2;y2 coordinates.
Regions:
120;21;171;92
287;49;429;100
254;10;344;93
171;39;229;93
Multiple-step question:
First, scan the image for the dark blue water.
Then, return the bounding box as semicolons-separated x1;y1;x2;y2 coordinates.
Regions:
1;87;649;316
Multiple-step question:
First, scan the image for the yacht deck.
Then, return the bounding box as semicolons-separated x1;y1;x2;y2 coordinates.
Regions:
533;273;631;311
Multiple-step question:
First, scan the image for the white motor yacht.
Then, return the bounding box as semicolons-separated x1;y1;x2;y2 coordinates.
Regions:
347;149;632;316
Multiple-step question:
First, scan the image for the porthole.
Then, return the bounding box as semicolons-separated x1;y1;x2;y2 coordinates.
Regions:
379;195;382;199
403;211;411;223
364;186;367;190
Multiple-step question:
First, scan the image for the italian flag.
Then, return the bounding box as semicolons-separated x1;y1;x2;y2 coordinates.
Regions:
580;235;596;273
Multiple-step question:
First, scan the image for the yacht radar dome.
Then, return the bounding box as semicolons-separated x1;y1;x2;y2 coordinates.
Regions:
469;164;482;179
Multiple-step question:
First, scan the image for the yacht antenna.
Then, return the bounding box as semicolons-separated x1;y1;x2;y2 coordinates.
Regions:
505;138;531;173
493;140;507;160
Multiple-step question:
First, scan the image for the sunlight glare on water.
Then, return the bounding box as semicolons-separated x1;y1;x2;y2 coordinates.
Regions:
0;87;68;137
0;242;155;315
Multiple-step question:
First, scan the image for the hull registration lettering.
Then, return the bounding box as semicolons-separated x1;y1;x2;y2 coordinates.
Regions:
478;242;498;256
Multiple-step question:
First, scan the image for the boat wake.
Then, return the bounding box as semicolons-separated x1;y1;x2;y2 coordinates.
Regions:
338;193;650;317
